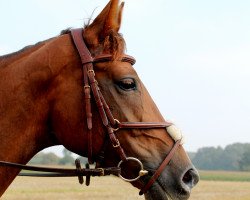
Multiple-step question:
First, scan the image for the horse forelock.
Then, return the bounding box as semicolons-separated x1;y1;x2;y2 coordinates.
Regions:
85;30;127;61
102;30;126;60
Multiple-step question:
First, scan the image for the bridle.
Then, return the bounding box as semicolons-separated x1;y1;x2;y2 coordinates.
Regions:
70;28;182;194
0;28;182;195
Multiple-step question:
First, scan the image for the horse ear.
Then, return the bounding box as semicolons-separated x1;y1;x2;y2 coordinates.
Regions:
103;0;124;35
83;0;124;51
117;2;125;28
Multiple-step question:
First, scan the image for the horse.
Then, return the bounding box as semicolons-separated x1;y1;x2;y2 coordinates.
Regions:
0;0;199;199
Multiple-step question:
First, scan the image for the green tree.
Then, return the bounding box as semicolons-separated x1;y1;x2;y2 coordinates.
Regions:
29;152;60;165
239;147;250;171
59;148;75;165
191;143;250;171
222;143;250;170
192;146;224;170
62;148;72;157
188;152;196;160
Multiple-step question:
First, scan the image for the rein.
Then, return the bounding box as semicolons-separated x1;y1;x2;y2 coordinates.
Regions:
0;28;182;195
0;160;120;186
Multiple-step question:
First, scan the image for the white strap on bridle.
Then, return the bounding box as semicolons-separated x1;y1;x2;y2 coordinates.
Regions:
166;125;185;145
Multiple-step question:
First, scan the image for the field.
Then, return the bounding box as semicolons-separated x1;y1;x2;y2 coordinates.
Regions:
2;171;250;200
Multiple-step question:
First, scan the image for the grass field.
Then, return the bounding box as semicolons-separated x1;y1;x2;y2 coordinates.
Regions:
199;170;250;182
2;170;250;200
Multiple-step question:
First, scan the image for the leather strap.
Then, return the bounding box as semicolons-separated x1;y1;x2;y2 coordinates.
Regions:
139;139;181;195
70;29;128;163
71;29;94;164
71;29;93;64
118;122;173;129
0;160;120;177
94;54;136;65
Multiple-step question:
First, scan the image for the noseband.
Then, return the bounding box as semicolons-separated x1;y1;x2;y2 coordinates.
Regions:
0;28;182;195
70;28;182;194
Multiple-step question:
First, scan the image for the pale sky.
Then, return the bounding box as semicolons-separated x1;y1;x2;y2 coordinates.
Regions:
0;0;250;154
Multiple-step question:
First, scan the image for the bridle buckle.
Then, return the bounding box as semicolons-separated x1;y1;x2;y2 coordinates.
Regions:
112;139;120;148
97;168;105;176
111;119;120;132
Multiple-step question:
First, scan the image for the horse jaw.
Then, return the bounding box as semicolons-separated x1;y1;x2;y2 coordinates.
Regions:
144;181;190;200
144;182;171;200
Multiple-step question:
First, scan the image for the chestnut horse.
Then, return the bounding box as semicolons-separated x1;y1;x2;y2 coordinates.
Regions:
0;0;199;199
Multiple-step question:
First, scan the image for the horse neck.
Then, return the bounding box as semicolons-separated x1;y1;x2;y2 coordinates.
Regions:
0;124;54;196
0;33;107;196
0;34;74;196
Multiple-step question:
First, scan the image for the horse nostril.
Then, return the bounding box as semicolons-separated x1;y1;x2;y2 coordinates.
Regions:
182;168;199;189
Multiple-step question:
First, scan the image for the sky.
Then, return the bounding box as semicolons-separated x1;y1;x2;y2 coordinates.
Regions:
0;0;250;155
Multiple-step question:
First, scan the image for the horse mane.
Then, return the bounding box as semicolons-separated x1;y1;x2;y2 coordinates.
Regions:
0;41;44;58
0;30;69;63
0;40;50;67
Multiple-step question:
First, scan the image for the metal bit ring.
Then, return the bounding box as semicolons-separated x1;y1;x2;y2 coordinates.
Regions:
117;157;148;182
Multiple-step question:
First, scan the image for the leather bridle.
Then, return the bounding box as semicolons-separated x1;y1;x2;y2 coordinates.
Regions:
70;28;182;194
0;28;182;196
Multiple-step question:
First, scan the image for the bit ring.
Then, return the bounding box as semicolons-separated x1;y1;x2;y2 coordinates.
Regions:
117;157;148;182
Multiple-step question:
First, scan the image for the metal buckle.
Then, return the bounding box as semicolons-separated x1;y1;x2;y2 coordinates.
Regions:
117;157;148;182
84;85;90;89
97;168;105;176
112;139;120;148
112;119;120;132
88;70;95;76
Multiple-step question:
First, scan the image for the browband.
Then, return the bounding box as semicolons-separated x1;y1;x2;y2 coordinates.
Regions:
94;54;136;66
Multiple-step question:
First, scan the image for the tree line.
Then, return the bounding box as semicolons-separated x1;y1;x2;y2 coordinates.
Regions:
190;143;250;171
29;148;87;166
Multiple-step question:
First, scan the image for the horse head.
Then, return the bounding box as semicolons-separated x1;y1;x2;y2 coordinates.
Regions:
0;0;199;199
56;0;198;199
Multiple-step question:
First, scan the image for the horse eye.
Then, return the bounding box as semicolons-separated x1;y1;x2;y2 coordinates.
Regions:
117;78;136;91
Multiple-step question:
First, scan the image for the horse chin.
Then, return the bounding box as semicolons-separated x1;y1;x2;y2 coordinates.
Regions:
144;181;172;200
